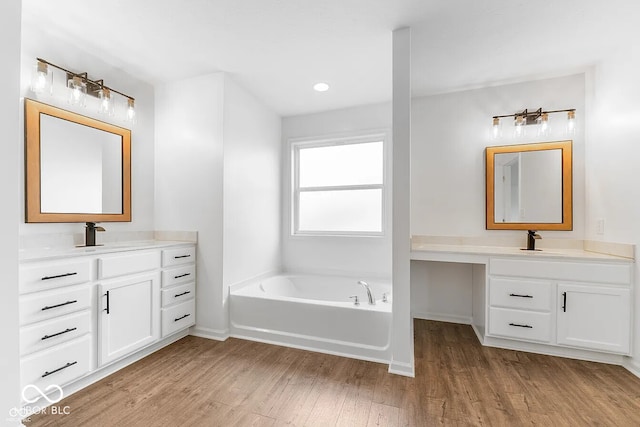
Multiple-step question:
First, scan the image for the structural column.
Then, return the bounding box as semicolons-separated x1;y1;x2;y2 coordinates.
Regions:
389;26;414;377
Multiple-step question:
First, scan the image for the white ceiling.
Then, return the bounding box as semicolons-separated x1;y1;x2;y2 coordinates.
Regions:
21;0;639;117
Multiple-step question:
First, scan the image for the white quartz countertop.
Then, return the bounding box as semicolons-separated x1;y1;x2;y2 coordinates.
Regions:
411;242;633;263
19;240;194;262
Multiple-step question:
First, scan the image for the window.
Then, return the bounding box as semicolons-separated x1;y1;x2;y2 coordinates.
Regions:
292;135;386;236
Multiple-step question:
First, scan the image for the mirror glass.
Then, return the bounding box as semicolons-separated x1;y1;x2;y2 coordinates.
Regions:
486;141;572;230
25;99;131;223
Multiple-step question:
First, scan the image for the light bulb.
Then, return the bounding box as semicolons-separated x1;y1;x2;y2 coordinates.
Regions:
492;117;501;139
538;112;549;137
566;110;576;136
126;98;136;124
30;61;52;95
67;76;87;107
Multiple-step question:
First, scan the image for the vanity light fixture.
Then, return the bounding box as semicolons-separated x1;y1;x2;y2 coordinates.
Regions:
491;107;576;139
31;58;136;121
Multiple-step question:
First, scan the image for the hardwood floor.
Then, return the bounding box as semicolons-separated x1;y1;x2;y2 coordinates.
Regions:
26;320;640;426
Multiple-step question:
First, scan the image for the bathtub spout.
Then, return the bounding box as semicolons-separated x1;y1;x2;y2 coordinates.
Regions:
357;281;376;305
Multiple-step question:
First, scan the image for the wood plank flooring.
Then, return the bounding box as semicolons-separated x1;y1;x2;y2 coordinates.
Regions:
25;320;640;426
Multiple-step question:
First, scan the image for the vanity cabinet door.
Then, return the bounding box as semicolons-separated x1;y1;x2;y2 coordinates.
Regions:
98;272;160;365
557;284;631;354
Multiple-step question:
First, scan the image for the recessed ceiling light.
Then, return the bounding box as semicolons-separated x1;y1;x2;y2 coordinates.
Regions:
313;82;329;92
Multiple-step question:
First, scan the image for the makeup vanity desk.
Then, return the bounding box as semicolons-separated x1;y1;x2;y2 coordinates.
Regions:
410;238;635;364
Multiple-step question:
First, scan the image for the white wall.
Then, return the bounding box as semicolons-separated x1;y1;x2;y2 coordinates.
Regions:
585;49;640;372
156;73;281;339
411;74;585;239
0;1;22;422
410;74;585;323
281;102;392;278
155;73;226;337
222;77;281;296
19;23;155;237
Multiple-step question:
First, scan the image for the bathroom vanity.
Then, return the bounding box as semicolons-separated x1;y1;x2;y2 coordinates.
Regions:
411;238;634;364
18;241;196;402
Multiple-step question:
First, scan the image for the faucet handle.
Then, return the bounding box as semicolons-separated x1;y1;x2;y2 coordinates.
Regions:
349;295;360;306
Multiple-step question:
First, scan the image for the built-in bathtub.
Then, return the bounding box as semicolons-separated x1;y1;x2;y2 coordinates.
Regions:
229;274;392;363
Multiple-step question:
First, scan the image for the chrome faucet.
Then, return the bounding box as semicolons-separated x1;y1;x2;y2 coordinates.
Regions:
357;280;376;305
85;222;105;246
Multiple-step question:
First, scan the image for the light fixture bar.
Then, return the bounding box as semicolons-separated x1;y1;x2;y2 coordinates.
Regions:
492;107;575;121
36;57;134;103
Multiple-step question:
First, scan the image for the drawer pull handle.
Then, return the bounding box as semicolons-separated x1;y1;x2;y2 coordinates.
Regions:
174;254;191;259
104;291;110;314
175;291;191;298
41;272;78;281
42;327;77;341
174;273;191;279
42;361;77;378
509;293;533;298
562;291;567;312
42;300;77;311
174;313;191;322
509;322;533;329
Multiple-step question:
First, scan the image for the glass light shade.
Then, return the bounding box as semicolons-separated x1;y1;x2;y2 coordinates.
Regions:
514;115;525;138
492;117;502;139
67;76;87;107
126;98;136;124
566;110;576;136
98;88;114;116
30;61;52;95
538;113;550;137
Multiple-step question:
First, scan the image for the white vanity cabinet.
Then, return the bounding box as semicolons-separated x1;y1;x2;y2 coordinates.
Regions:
18;258;94;402
19;241;196;404
97;250;161;366
488;257;632;355
160;246;196;337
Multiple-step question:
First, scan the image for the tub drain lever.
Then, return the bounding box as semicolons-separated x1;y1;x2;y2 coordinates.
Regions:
349;295;360;306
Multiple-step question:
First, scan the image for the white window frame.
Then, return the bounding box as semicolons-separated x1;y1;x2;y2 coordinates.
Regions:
290;132;388;237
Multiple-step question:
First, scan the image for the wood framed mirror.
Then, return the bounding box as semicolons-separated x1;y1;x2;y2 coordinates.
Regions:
486;140;572;230
25;99;131;223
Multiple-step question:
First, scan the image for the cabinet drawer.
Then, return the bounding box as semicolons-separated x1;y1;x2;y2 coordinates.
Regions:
489;307;551;343
162;299;195;337
490;278;552;311
20;284;91;326
490;258;631;285
162;246;196;267
20;310;91;356
98;250;160;279
21;335;91;402
20;259;92;294
162;265;196;288
162;282;195;307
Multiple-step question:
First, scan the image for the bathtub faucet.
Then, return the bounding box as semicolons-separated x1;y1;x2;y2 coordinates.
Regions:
357;281;376;305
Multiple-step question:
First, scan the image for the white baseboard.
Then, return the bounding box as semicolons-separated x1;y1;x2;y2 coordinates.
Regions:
623;358;640;379
412;311;472;325
189;325;229;341
388;359;415;377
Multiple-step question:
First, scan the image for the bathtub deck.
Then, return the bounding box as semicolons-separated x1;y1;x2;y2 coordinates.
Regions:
26;319;640;426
